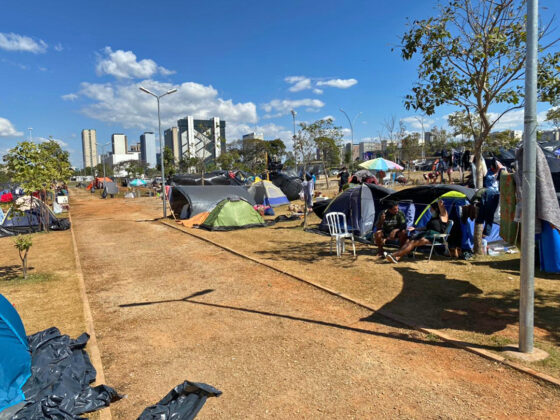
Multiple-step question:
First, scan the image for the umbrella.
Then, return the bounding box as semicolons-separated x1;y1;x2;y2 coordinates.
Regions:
359;158;404;171
353;169;374;181
129;179;147;187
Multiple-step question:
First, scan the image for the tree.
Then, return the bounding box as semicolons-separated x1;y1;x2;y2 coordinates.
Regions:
216;149;241;171
299;118;343;188
487;130;520;152
162;146;176;178
546;107;560;132
40;140;73;207
14;235;32;280
400;0;560;253
401;133;423;161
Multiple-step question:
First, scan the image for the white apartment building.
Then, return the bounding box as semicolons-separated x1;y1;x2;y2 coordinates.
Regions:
81;129;98;169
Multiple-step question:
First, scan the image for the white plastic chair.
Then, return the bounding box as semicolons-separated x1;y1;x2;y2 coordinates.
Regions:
427;220;454;261
324;212;356;257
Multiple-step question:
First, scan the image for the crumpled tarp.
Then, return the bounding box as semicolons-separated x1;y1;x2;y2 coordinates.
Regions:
11;327;121;419
137;380;222;420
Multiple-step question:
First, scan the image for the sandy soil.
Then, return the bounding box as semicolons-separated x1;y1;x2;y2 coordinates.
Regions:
70;189;560;419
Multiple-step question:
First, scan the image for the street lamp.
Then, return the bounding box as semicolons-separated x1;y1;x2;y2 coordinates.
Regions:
96;141;111;180
339;108;361;145
139;86;177;218
291;109;297;169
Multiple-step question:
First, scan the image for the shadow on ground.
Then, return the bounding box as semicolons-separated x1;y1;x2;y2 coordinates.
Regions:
0;264;27;281
119;288;511;351
364;266;560;345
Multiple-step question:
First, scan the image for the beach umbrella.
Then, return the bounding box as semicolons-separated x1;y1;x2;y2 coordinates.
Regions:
358;158;404;171
129;179;147;187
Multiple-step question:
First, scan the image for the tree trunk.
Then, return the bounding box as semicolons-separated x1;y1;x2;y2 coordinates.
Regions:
22;252;28;280
472;135;487;255
322;158;330;189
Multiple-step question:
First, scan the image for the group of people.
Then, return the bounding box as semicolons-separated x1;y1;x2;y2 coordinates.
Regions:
423;149;472;185
374;199;450;263
337;167;402;193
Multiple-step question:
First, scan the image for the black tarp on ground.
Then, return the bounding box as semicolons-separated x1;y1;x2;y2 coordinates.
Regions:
170;186;256;219
137;380;221;420
171;171;244;186
382;184;475;205
9;327;120;419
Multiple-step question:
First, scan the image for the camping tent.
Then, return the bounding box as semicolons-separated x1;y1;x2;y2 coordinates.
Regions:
319;185;375;238
268;172;302;201
102;182;119;197
364;184;395;216
248;180;289;207
200;198;266;231
0;294;31;413
0;197;70;236
383;184;475;205
169;186;256;219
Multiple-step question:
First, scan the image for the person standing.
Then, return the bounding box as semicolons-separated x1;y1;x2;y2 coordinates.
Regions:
337;167;349;192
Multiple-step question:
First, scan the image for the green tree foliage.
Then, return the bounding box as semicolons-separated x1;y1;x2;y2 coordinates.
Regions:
401;133;423;161
14;234;32;280
216;149;241;171
546;107;560;131
487;130;521;152
400;0;560;185
162;146;176;178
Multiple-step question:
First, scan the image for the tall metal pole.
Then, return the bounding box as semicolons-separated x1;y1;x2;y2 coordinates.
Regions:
139;86;177;218
157;96;167;218
291;109;297;170
520;0;538;353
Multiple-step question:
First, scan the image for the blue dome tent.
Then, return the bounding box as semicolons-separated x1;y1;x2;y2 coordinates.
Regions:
0;294;31;413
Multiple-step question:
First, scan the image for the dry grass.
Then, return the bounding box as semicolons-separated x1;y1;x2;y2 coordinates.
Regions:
0;230;85;339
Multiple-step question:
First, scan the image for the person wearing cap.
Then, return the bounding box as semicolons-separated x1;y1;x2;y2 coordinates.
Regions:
374;200;407;256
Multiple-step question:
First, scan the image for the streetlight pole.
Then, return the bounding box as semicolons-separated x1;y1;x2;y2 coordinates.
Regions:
414;115;426;161
139;86;177;218
339;108;361;145
96;141;111;180
291;109;297;170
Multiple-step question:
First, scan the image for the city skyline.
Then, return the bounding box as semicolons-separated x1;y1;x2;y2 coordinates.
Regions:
0;0;559;168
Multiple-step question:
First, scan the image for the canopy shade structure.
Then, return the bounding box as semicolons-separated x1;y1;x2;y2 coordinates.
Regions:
129;179;147;187
382;185;476;205
359;158;403;171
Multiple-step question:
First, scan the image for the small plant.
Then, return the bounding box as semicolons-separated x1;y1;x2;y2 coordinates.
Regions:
14;235;33;279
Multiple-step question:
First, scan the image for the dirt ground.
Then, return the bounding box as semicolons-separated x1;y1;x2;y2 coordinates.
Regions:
67;188;560;419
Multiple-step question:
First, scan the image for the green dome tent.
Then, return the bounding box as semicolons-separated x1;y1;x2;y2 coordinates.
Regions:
201;198;266;231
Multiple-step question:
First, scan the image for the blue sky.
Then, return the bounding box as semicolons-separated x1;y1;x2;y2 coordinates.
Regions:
0;0;559;167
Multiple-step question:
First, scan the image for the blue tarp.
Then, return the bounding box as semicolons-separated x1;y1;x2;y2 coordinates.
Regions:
538;222;560;273
0;294;31;413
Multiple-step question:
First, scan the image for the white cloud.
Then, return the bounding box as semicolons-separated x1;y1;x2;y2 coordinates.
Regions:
312;88;323;95
226;122;293;143
39;66;47;72
285;76;312;92
0;32;47;54
54;43;63;52
36;136;69;147
0;117;23;137
96;47;175;79
401;116;435;131
262;98;325;117
485;109;546;131
316;78;358;89
70;79;257;130
321;115;335;121
62;93;78;101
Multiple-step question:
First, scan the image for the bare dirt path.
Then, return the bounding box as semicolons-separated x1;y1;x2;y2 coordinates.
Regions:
70;190;560;419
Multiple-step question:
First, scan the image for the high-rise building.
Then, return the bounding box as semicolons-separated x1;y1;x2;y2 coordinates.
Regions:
140;132;157;168
130;142;141;152
164;127;180;163
81;129;97;169
112;133;128;155
177;116;226;164
358;141;381;160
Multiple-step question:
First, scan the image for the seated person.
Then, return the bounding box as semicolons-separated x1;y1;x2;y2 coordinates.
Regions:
386;200;449;263
374;201;407;256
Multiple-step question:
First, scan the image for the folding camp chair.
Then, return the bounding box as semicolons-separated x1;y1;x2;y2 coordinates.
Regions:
427;220;454;262
324;212;356;257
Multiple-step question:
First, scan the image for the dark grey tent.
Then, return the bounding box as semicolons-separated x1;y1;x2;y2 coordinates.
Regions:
170;186;256;219
318;185;375;238
102;182;119;198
